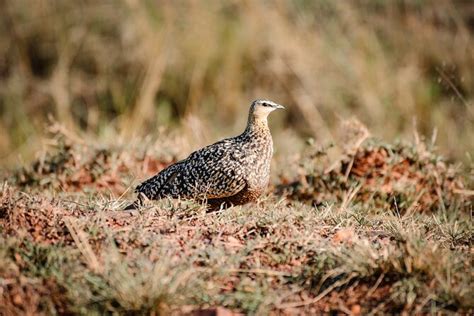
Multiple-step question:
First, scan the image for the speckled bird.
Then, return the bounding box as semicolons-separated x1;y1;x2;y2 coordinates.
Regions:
125;99;285;210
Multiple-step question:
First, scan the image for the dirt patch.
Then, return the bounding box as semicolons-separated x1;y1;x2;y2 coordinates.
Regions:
0;255;71;316
0;277;71;316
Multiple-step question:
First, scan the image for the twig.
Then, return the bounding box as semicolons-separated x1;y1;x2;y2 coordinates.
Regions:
343;154;356;182
64;217;102;273
366;273;384;297
453;189;474;196
341;184;361;211
405;189;426;216
436;67;471;109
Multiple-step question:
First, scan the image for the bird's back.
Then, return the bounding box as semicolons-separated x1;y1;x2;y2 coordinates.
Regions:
136;137;249;201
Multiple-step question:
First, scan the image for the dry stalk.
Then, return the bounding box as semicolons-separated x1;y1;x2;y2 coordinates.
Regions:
64;216;102;274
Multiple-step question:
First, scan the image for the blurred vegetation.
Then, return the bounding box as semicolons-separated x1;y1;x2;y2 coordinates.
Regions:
1;2;473;312
0;0;473;167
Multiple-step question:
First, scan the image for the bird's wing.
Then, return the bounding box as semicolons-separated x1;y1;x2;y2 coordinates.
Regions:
135;161;183;199
136;138;247;200
185;140;247;199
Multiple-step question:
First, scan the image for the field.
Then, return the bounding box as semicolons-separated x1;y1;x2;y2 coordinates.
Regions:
1;125;472;315
0;1;473;315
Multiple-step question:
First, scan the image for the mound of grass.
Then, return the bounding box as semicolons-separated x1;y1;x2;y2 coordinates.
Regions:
12;129;176;195
277;138;472;215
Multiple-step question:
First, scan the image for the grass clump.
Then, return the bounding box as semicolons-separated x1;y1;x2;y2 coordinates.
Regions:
277;137;472;215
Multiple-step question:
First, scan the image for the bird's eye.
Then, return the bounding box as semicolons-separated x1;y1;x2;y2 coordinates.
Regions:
262;102;269;107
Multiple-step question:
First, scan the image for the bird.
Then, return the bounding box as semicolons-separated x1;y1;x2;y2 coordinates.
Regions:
125;99;285;210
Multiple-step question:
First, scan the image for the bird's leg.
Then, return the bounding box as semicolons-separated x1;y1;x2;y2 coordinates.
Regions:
206;199;233;213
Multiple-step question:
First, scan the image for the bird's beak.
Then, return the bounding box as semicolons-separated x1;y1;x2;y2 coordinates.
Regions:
275;104;285;110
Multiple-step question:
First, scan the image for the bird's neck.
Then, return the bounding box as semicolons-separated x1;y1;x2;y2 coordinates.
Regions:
244;115;271;136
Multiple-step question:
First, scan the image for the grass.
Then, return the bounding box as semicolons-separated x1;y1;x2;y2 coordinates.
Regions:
0;1;473;314
0;0;473;167
1;126;472;315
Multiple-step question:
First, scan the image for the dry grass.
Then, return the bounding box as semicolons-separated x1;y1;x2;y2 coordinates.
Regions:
0;1;473;314
0;0;473;167
0;126;472;315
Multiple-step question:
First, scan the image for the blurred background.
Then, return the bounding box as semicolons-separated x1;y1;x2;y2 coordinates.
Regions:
0;0;473;168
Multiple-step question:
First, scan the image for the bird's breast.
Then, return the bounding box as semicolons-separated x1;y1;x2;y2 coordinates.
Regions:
239;135;273;190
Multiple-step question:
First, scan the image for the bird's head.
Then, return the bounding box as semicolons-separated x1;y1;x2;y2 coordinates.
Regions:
250;99;285;121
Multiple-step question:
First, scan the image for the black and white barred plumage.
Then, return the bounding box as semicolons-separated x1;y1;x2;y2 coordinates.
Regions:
126;100;284;210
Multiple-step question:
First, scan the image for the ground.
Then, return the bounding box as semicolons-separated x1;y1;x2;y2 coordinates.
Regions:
0;128;472;315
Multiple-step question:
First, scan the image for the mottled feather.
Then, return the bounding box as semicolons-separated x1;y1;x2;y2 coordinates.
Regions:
127;99;284;210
